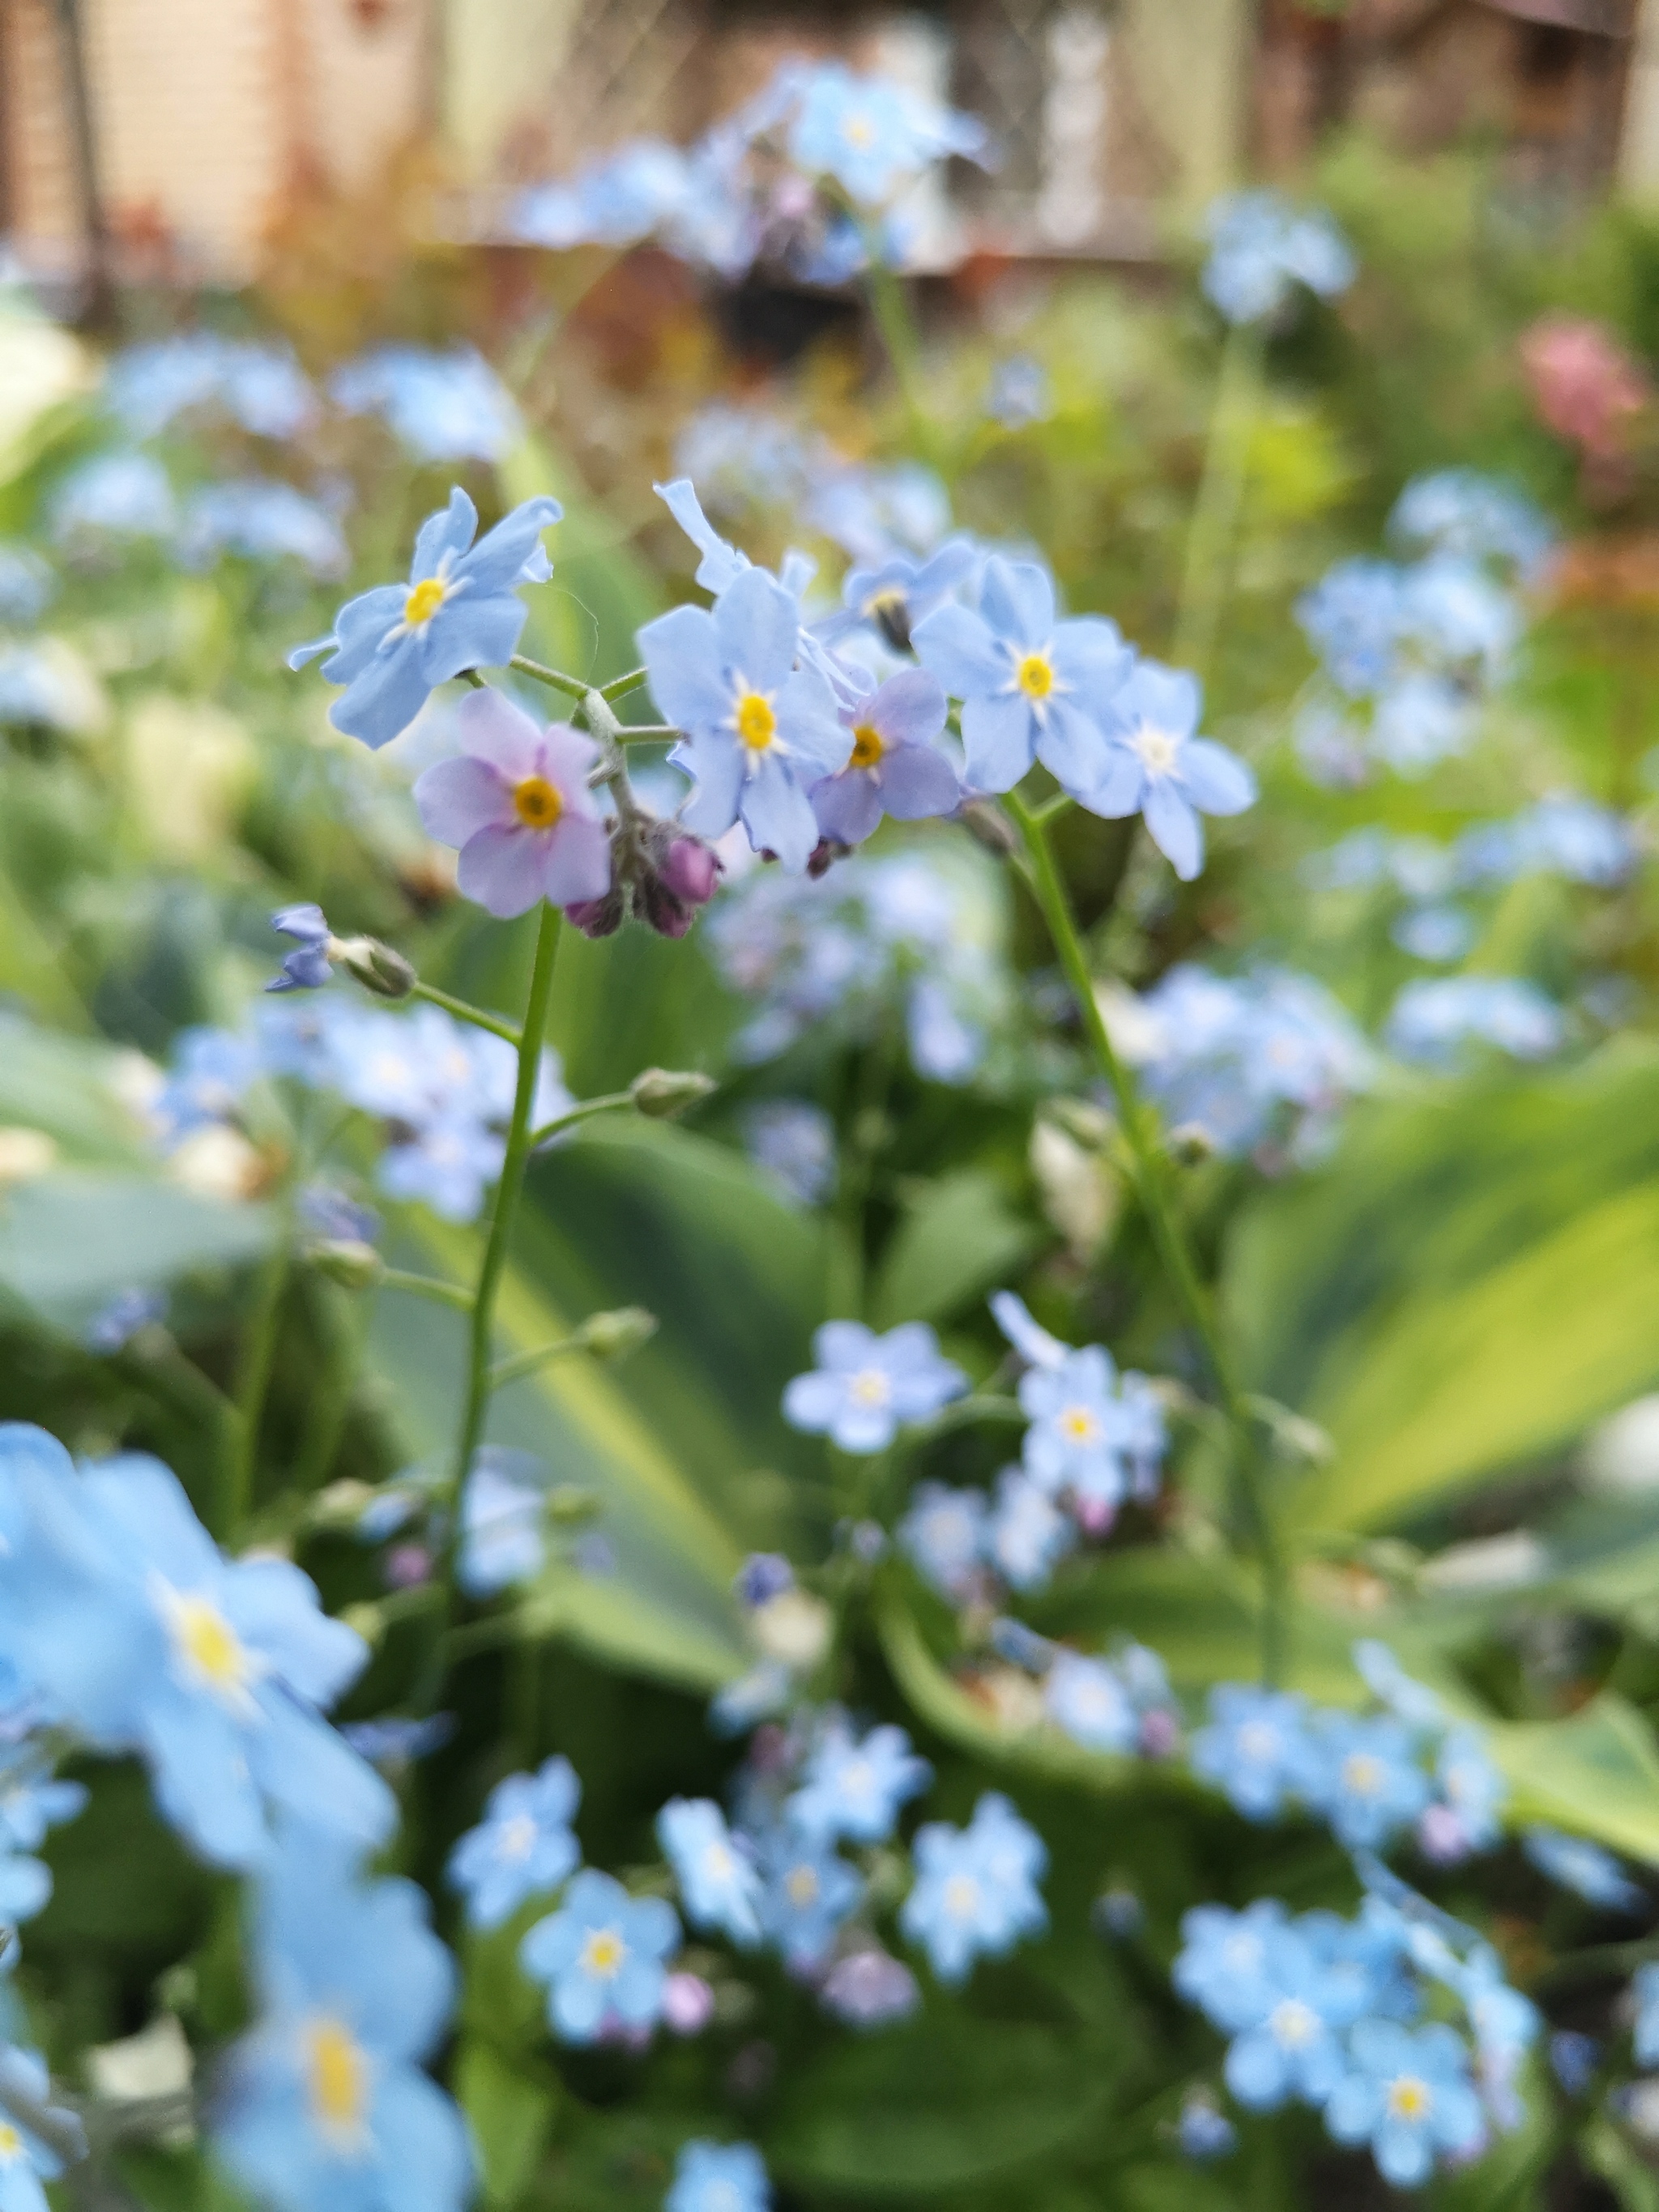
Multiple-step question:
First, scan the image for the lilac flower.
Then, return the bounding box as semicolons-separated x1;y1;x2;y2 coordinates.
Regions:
757;1831;863;1971
788;1720;932;1845
1324;2021;1484;2187
267;904;334;993
640;565;851;872
447;1757;581;1930
898;1482;987;1601
657;1799;763;1946
1082;661;1256;880
289;488;561;748
912;554;1130;794
986;1467;1074;1592
900;1792;1047;1984
666;2141;770;2212
783;1320;966;1452
518;1868;680;2044
414;689;610;918
808;669;958;846
1190;1685;1316;1822
812;539;979;654
820;1945;920;2027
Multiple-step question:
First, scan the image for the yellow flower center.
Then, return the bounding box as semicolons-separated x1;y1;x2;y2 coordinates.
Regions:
1016;653;1055;701
1132;723;1182;776
403;577;447;628
513;774;563;829
164;1588;254;1701
848;1368;892;1408
786;1865;819;1907
735;693;777;751
863;585;906;620
1342;1753;1384;1797
943;1873;981;1920
1387;2074;1432;2121
306;2016;369;2143
1060;1404;1100;1443
582;1929;626;1979
0;2124;19;2162
849;723;885;769
844;114;876;147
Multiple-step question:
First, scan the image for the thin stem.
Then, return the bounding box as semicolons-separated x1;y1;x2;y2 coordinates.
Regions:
599;666;648;702
489;1334;588;1391
410;980;521;1047
1005;788;1286;1683
862;249;936;466
527;1089;634;1150
609;724;679;742
224;1238;288;1541
379;1268;475;1313
439;904;565;1593
1172;319;1262;683
509;654;587;702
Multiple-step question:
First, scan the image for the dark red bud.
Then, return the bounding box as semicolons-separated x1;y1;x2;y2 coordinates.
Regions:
659;836;722;907
640;875;696;939
565;889;625;938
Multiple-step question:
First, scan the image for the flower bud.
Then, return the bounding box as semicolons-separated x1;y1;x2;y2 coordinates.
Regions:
659;835;722;907
638;875;696;940
575;1305;658;1361
806;837;846;880
959;798;1018;857
565;889;625;939
309;1238;384;1290
629;1067;716;1118
335;936;416;999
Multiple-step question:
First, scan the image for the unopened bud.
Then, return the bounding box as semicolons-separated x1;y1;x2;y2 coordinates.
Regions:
958;798;1018;856
630;1066;716;1118
659;835;722;907
566;889;626;939
1166;1121;1215;1165
336;936;416;999
309;1238;384;1290
806;837;846;880
639;876;695;940
576;1305;658;1361
309;1478;378;1529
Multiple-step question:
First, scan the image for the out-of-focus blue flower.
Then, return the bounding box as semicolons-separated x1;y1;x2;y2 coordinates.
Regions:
819;1944;921;2027
1402;554;1520;682
658;1799;763;1947
899;1481;987;1602
1083;660;1256;880
783;1320;966;1453
104;334;315;441
1224;1946;1357;2113
339;1715;454;1768
786;61;988;203
213;1831;470;2212
788;1719;932;1845
1176;2093;1237;2160
741;1099;836;1204
989;1289;1068;1370
512;139;695;249
666;2140;770;2212
1392;902;1476;963
178;480;348;578
812;538;979;654
298;1183;379;1247
900;1791;1047;1984
267;903;335;993
1350;1640;1444;1730
1367;667;1475;777
153;1025;262;1148
1303;1714;1430;1852
1457;795;1639;889
808;668;958;847
379;1115;506;1222
458;1447;546;1597
289;488;561;748
519;1867;680;2044
1018;1345;1164;1510
1524;1826;1644;1913
0;2046;82;2210
47;452;177;547
1044;1652;1137;1754
1389;470;1554;583
806;462;953;568
83;1285;168;1353
1421;1732;1507;1863
912;553;1130;795
0;1748;85;1860
1387;976;1565;1068
1201;190;1355;325
1323;2020;1484;2188
0;546;53;626
1190;1685;1316;1822
1297;558;1406;696
1549;2031;1601;2097
735;1554;795;1609
986;356;1052;428
986;1467;1075;1592
1632;1959;1659;2065
757;1829;863;1971
331;347;519;463
0;1850;49;1928
1174;1899;1295;2032
642;565;851;872
0;1430;390;1869
1306;827;1456;901
447;1757;580;1930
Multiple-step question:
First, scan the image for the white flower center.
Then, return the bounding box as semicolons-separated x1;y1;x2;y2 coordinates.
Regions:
1131;723;1183;776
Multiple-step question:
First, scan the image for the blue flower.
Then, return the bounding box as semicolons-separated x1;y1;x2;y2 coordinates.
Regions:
267;904;335;993
741;1100;836;1205
640;565;851;872
986;1467;1074;1592
1633;1960;1659;2065
1524;1826;1644;1914
1173;1899;1296;2032
1303;1714;1430;1852
898;1482;987;1602
1549;2030;1600;2097
900;1792;1047;1984
666;2141;770;2212
788;1719;932;1845
657;1799;763;1947
154;1025;262;1147
1202;191;1355;325
83;1285;168;1353
812;539;979;654
1458;795;1637;890
330;347;521;463
808;669;959;848
0;2047;82;2212
1176;2094;1237;2160
288;488;561;748
819;1944;921;2027
105;333;315;441
986;356;1051;428
1044;1653;1137;1754
783;1320;966;1453
518;1867;680;2044
1082;661;1256;880
447;1757;581;1930
1323;2020;1484;2188
912;554;1130;795
0;1427;390;1869
1389;470;1554;582
1018;1345;1162;1510
757;1830;863;1971
1422;1731;1507;1862
786;62;987;203
379;1115;506;1223
0;1747;85;1859
512;139;695;249
0;546;53;626
213;1832;471;2212
178;480;348;578
1297;558;1406;696
458;1447;546;1597
48;452;176;547
1387;977;1565;1068
989;1288;1068;1370
0;1852;49;1928
1190;1685;1316;1822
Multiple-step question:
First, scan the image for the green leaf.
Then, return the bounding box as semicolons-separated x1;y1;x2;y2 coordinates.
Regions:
1487;1694;1659;1867
871;1169;1043;1331
456;2039;556;2209
0;1174;271;1331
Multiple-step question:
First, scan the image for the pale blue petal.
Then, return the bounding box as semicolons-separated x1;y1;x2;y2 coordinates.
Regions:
1181;736;1257;816
638;603;730;732
714;566;799;692
740;756;820;871
979;557;1053;646
961;693;1034;792
911;603;1007;697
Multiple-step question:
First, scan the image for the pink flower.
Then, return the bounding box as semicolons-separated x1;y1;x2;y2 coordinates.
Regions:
1520;315;1648;463
414;688;612;918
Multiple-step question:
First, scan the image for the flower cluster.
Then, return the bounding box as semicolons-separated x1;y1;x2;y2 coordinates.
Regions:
1385;977;1566;1069
1201;190;1355;326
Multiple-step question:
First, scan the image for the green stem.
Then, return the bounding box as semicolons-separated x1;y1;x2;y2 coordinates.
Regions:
509;654;587;702
526;1089;634;1150
225;1238;288;1541
860;241;936;465
409;981;521;1047
599;666;648;703
379;1268;475;1312
489;1334;588;1391
1005;788;1286;1683
438;904;565;1596
1172;320;1262;682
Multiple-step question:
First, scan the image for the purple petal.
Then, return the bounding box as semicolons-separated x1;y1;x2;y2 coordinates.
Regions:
457;824;554;918
961;693;1034;792
535;722;604;812
1142;782;1204;880
979;557;1055;647
638;603;730;733
1180;737;1257;816
878;741;959;820
868;667;947;748
542;816;613;906
714;567;799;692
811;769;884;845
416;754;515;846
911;603;1007;698
456;686;543;780
740;756;820;871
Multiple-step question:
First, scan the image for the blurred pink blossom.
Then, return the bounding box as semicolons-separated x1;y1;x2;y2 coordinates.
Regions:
1520;314;1648;463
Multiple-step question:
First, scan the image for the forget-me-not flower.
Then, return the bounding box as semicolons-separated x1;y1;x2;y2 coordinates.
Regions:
898;1481;987;1602
783;1319;966;1453
331;346;521;464
657;1799;764;1947
1190;1685;1316;1822
757;1829;863;1971
1201;191;1354;325
1386;977;1565;1068
267;904;335;993
1323;2019;1484;2188
415;688;611;918
213;1833;471;2212
912;554;1130;795
812;539;979;654
1174;1899;1297;2033
458;1447;547;1597
788;1719;932;1845
1303;1714;1430;1852
1633;1960;1659;2066
1018;1345;1161;1509
666;2140;771;2212
1083;661;1256;880
900;1791;1047;1984
447;1756;581;1930
1044;1652;1137;1754
519;1867;680;2044
786;62;987;203
808;668;959;846
289;488;561;748
0;2047;82;2212
986;1467;1074;1592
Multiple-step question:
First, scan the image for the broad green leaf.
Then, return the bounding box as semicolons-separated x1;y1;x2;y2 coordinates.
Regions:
0;1011;149;1161
456;2039;556;2209
1487;1694;1659;1868
0;1174;271;1330
872;1169;1043;1331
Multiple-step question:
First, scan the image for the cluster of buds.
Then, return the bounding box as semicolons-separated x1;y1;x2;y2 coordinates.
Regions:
566;816;723;941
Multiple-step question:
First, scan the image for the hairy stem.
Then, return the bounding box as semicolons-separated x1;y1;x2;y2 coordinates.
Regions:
1006;789;1286;1682
409;980;521;1047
